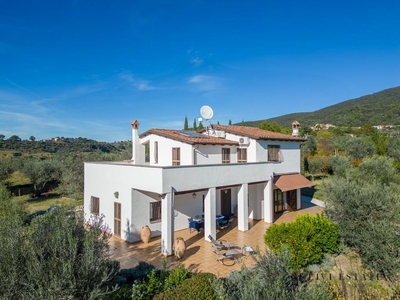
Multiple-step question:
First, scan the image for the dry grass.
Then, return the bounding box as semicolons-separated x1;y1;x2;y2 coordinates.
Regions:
13;193;83;212
312;251;400;299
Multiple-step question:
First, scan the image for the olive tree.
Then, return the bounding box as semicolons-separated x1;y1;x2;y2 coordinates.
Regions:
0;158;12;182
327;155;352;177
388;136;400;161
0;184;119;299
324;157;400;279
22;158;62;196
345;137;376;159
307;156;326;180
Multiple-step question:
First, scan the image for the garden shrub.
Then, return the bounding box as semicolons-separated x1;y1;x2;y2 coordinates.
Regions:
131;264;192;300
264;213;339;270
212;249;333;300
117;261;156;284
153;273;218;300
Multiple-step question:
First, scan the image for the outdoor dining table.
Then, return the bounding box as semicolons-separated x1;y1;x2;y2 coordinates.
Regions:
189;215;228;233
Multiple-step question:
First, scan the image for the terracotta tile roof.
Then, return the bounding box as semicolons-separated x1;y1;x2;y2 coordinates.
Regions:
211;124;306;141
140;129;239;145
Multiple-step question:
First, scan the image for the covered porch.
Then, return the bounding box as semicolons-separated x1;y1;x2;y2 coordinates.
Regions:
109;201;323;278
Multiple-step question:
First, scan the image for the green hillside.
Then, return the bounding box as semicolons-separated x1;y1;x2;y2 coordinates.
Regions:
247;86;400;128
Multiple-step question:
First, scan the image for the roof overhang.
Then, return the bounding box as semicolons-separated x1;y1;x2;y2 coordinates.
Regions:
273;173;315;192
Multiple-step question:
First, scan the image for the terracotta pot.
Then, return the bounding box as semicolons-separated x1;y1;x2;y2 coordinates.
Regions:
140;225;151;243
174;237;186;260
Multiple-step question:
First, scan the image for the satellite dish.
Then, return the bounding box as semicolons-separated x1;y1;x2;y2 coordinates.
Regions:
200;105;214;120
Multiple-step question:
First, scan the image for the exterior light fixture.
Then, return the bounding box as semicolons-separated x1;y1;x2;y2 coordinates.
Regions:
114;191;119;199
192;192;197;199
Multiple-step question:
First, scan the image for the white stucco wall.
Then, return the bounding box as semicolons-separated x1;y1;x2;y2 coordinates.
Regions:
224;133;257;162
194;145;237;165
140;134;194;166
257;140;302;173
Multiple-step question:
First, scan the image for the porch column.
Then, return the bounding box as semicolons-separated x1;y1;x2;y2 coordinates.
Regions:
263;179;274;223
204;187;216;241
238;183;248;231
161;192;174;256
296;188;302;210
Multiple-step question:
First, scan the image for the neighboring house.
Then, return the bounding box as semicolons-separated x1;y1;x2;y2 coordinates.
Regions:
310;123;336;131
84;120;314;256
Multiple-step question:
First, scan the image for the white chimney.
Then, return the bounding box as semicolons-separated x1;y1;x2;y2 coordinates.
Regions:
131;120;140;163
291;120;300;137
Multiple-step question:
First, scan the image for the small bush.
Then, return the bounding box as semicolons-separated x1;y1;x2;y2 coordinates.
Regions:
131;264;192;300
320;254;336;271
264;213;339;270
153;273;218;300
163;264;191;290
118;261;156;283
132;269;169;300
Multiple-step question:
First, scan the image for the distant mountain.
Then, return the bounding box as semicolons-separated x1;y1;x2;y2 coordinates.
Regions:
247;86;400;128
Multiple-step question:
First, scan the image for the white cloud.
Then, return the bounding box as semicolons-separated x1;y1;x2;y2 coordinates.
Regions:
190;57;203;67
119;71;156;91
188;75;207;83
188;75;219;91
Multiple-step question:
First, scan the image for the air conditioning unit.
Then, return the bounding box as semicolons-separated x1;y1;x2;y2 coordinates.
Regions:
239;137;249;145
215;131;226;138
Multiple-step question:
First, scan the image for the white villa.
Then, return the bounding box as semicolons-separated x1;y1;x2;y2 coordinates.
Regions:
84;120;314;256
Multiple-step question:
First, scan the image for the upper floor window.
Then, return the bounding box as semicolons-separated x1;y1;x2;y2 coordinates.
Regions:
268;145;281;162
154;141;158;164
172;147;180;166
237;148;247;163
90;196;99;215
150;201;162;223
222;148;230;164
144;142;150;163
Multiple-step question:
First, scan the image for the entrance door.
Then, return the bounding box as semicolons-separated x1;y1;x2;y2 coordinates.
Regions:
220;189;231;217
287;190;297;211
114;202;121;237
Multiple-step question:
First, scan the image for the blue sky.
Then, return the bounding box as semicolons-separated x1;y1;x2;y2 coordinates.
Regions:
1;1;400;142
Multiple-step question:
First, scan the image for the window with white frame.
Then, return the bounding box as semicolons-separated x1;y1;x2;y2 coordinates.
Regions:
237;148;247;163
154;141;158;164
144;142;150;163
222;148;230;163
150;201;162;222
90;196;99;215
268;145;281;162
172;147;180;166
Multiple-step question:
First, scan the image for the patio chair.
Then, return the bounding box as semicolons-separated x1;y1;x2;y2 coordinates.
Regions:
212;243;242;266
208;235;237;250
216;217;229;229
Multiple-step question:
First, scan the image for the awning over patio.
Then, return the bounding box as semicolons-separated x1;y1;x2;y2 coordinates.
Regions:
273;173;315;192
